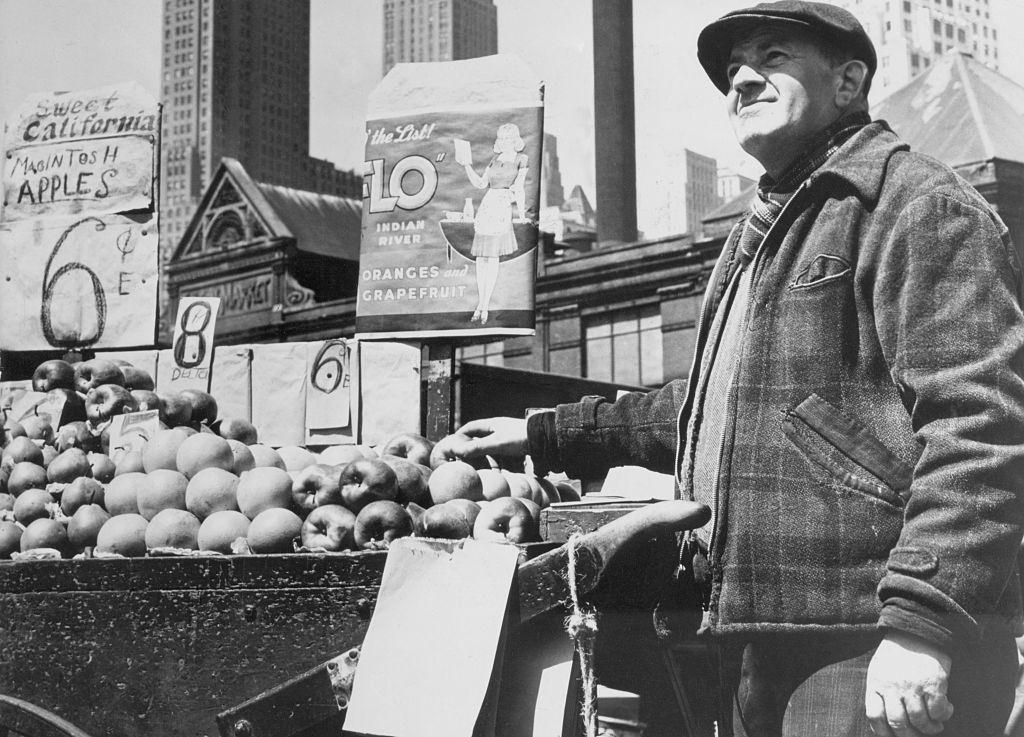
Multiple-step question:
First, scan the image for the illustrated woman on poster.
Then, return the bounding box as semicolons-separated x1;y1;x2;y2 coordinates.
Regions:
459;123;529;324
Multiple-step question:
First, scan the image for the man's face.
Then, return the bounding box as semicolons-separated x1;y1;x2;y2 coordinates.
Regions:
725;26;844;175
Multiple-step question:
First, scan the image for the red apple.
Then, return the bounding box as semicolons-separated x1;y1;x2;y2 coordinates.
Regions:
55;421;99;453
67;504;110;551
46;447;92;483
338;458;398;513
21;518;69;556
156;391;193;428
2;437;43;474
88;452;116;483
85;384;138;424
478;468;511;501
74;359;125;394
554;481;582;502
7;461;48;496
380;432;434;468
121;365;155;391
130;389;163;414
178;388;218;425
218;417;258;445
418;499;479;539
292;463;342;512
300;504;357;551
32;359;76;392
379;454;432;507
473;497;539;543
354;500;413;549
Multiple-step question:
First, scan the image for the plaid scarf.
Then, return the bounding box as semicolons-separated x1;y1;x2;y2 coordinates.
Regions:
737;111;871;264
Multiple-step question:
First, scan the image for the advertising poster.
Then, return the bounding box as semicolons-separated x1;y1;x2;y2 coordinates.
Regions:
0;213;159;350
356;55;544;339
1;82;158;222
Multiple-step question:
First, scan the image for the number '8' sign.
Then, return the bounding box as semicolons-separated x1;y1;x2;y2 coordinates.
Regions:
173;300;213;369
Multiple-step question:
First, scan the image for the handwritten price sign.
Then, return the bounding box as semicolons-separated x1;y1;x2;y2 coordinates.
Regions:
0;213;158;350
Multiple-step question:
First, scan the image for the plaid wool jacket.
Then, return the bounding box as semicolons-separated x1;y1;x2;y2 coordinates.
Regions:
546;121;1024;648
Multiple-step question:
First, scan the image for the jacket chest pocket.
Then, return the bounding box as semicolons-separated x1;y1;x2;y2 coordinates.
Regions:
782;393;913;508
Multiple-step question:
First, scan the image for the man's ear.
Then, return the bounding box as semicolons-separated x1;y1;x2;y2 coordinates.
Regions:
835;59;869;108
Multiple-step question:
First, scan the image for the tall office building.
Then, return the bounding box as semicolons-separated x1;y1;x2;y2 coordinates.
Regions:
838;0;1000;99
160;0;359;263
641;149;719;240
382;0;498;74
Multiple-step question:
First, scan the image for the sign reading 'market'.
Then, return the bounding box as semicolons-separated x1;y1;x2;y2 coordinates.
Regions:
0;82;160;351
2;82;158;221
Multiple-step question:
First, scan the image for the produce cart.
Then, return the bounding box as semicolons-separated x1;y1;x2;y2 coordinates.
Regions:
0;500;712;737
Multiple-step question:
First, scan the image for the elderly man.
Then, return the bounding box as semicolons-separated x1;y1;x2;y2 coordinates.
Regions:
449;2;1024;735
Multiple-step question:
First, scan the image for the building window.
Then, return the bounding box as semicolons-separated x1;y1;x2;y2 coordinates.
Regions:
585;306;663;387
459;340;504;367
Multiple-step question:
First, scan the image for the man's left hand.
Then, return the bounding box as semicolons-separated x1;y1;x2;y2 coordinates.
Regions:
865;631;953;736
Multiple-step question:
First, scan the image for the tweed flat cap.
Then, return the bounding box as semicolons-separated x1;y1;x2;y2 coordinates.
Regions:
697;0;877;93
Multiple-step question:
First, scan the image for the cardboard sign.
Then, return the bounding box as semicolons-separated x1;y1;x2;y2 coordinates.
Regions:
251;342;307;448
356;55;544;339
1;82;158;222
304;339;354;445
106;410;160;463
0;213;158;350
0;381;33;417
8;390;65;430
358;340;421;446
344;538;520;737
160;296;220;392
210;346;253;423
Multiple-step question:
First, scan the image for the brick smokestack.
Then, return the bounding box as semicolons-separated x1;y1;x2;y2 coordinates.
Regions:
592;0;638;246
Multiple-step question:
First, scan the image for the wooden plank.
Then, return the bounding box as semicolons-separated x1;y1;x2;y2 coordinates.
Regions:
424;341;455;441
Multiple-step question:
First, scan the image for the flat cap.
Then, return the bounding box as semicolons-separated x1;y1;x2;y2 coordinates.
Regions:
697;0;877;94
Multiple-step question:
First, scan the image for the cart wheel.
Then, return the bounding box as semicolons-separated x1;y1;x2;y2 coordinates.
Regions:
0;694;95;737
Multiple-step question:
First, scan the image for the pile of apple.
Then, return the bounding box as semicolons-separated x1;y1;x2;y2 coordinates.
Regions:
0;357;579;560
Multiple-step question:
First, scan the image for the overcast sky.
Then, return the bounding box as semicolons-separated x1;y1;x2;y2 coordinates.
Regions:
2;0;1023;234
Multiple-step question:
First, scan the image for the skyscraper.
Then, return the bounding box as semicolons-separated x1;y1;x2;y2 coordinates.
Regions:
160;0;359;262
837;0;1000;99
382;0;498;74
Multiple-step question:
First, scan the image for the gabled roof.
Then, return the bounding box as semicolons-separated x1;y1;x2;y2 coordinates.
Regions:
873;51;1024;167
173;158;361;262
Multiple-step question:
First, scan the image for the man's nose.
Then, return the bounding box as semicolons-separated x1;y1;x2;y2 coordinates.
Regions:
730;64;764;93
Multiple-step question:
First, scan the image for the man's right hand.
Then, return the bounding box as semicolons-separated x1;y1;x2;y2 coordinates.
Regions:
444;417;529;461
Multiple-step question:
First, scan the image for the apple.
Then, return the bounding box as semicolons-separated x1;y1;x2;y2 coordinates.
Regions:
114;449;146;476
156;391;193;428
20;414;53;444
178;388;218;426
141;427;191;472
428;460;484;505
21;518;69;556
478;468;511;500
61;476;105;516
534;476;561;506
247;507;302;553
300;504;357;551
55;421;99;453
292;463;342;512
236;466;294;519
276;445;318;472
95;514;148;556
379;454;431;507
379;432;434;468
0;493;14;512
7;461;48;496
354;500;413;549
121;365;155;391
2;437;44;474
85;384;138;424
197;510;251;553
89;452;116;483
2;419;26;446
74;359;125;394
47;447;92;483
40;445;58;468
32;359;76;392
406;501;427;534
518;497;542;523
338;458;398;513
67;504;110;551
145;508;201;550
504;471;542;504
185;467;241;519
218;417;258;445
473;497;539;543
554;481;582;502
418;499;479;539
13;488;52;526
0;520;23;558
130;389;163;414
